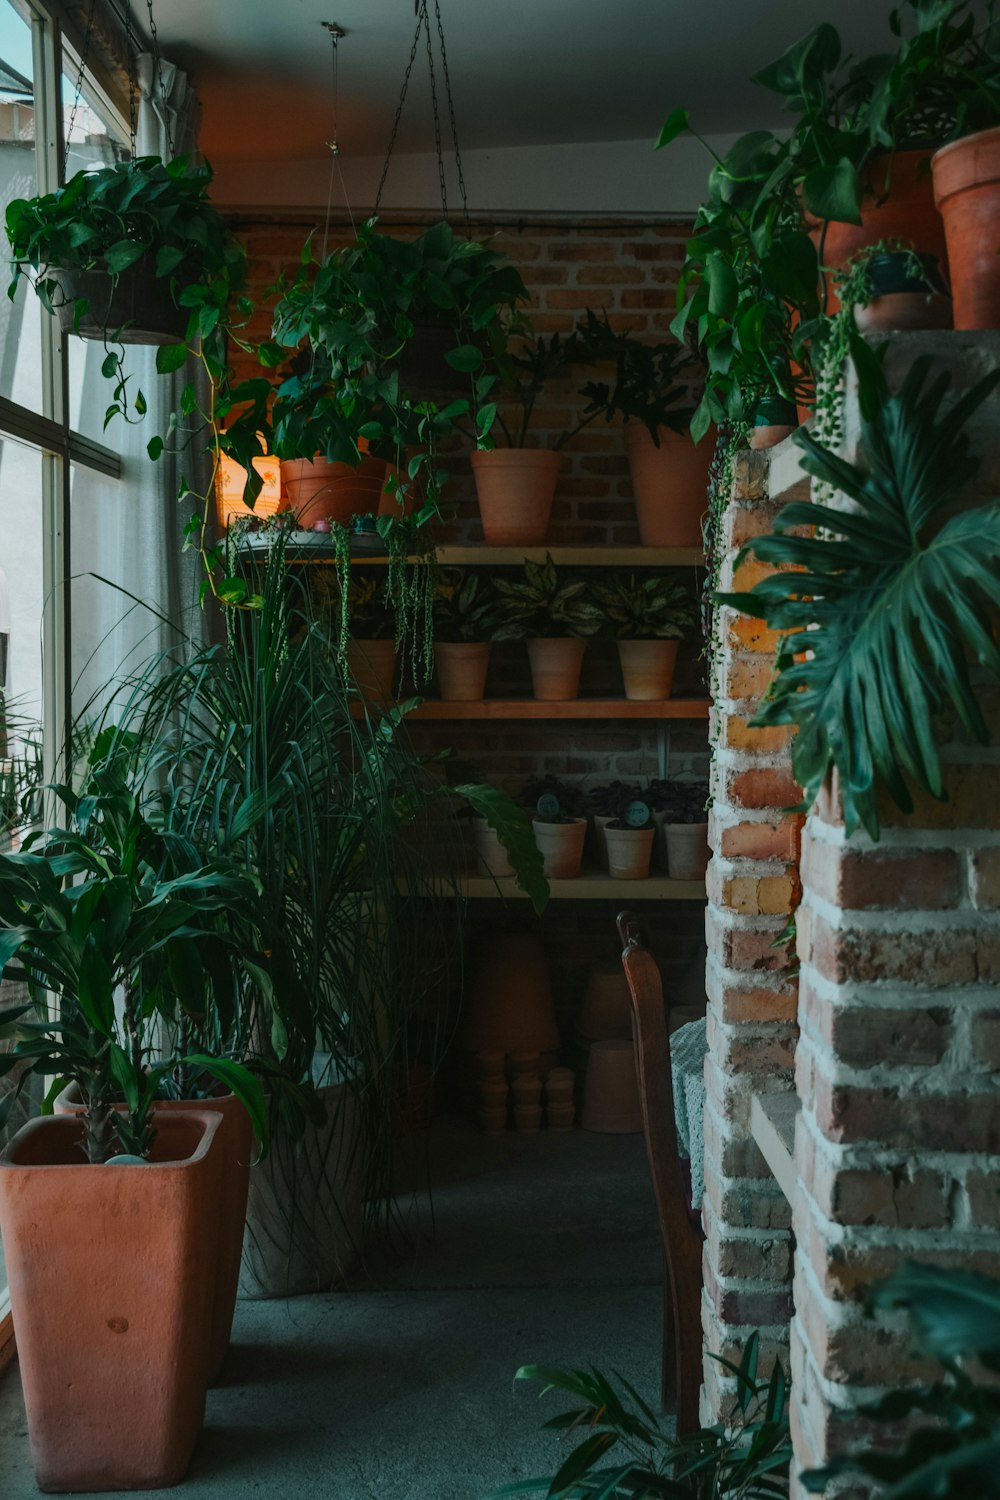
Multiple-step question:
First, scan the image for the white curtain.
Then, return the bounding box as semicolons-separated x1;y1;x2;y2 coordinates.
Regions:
69;56;210;732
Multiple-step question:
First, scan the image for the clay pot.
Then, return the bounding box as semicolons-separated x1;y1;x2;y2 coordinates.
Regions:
605;825;655;880
581;1039;643;1134
577;969;633;1047
480;1077;509;1107
853;251;952;334
457;934;559;1054
471;448;562;546
547;1103;576;1131
435;641;490;701
527;636;586;701
0;1110;223;1491
281;456;390;529
625;424;711;548
53;256;188;345
54;1083;251;1383
933;127;1000;330
346;638;396;704
511;1074;542;1107
593;812;615;869
471;816;515;879
476;1050;506;1079
545;1067;576;1104
617;638;679;701
508;1049;542;1078
513;1105;542;1133
664;820;710;881
750;396;798;452
533;816;588;878
817;149;948;277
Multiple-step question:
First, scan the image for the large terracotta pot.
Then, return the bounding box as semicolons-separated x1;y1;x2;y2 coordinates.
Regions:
576;967;633;1047
53;257;188;345
532;815;588;878
625;425;711;548
0;1110;223;1492
54;1084;251;1383
527;636;586;701
435;641;490;701
281;456;390;529
933;127;1000;330
346;638;396;704
581;1039;643;1134
470;449;562;546
816;149;948;275
457;932;560;1054
617;638;679;701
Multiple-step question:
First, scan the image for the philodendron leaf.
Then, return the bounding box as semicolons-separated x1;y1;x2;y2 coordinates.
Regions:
801;159;863;226
656;107;690;149
454;783;549;915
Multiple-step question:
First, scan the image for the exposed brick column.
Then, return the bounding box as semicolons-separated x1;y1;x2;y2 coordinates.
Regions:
701;447;803;1420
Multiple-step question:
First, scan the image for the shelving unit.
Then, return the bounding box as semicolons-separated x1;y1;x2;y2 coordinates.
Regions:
459;872;706;901
349;697;709;721
245;533;704;569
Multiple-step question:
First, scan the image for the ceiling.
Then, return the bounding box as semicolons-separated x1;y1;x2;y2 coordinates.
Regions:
154;0;904;166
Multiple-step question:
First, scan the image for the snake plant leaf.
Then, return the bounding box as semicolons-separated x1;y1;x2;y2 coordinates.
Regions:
719;348;1000;839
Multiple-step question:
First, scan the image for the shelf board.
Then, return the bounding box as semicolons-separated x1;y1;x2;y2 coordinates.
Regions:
244;533;704;568
461;871;706;901
350;697;710;721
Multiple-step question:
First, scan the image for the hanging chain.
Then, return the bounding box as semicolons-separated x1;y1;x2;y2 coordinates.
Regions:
321;24;355;260
420;1;448;216
374;6;423;214
144;0;175;156
433;0;469;227
64;0;98;168
123;0;138;159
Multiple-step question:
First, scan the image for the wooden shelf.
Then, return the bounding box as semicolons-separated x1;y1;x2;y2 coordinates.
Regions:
349;697;710;721
244;533;704;568
461;871;706;901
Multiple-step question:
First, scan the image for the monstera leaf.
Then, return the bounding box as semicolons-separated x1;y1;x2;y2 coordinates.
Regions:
721;340;1000;838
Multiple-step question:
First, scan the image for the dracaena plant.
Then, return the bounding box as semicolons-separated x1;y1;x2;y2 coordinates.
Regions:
594;574;696;640
0;771;268;1165
720;337;1000;839
492;556;605;641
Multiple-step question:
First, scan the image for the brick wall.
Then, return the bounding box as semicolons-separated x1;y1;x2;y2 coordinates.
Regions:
701;447;802;1420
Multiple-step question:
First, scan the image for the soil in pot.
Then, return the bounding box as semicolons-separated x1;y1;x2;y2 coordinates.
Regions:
435;641;490;701
617;638;679;701
664;821;710;881
933;126;1000;330
470;449;562;546
0;1110;223;1492
625;424;711;548
281;456;390;529
532;816;587;878
527;637;586;701
53;257;189;345
605;824;655;880
346;638;396;704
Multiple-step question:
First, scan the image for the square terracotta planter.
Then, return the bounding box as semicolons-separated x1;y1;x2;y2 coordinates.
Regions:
0;1110;224;1492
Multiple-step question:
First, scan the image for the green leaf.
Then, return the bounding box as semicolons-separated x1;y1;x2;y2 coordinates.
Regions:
443;343;484;373
156;342;188;375
656;107;690;149
802;159;863;226
147;435;164;461
101;351;119;379
454;784;549;915
182;1053;269;1158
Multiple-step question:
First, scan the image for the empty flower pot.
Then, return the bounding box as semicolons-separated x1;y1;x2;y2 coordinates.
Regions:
511;1074;542;1107
533;816;587;878
457;934;559;1055
576;968;633;1047
470;448;562;545
933;126;1000;330
476;1050;506;1079
281;456;390;528
435;641;491;701
817;149;948;281
346;638;396;705
547;1103;576;1131
472;816;515;879
605;825;655;880
527;637;586;701
508;1049;542;1078
581;1039;643;1134
664;820;710;881
592;813;615;869
545;1066;576;1105
625;424;712;548
514;1105;542;1133
617;638;679;701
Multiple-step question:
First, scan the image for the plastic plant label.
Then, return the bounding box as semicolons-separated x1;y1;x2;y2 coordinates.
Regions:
537;792;561;820
625;799;651;828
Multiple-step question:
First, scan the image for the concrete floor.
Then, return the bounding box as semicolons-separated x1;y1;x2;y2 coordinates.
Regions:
0;1117;665;1499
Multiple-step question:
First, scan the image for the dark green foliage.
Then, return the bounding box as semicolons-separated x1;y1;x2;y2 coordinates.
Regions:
433;569;501;642
572;309;701;443
492;555;605;641
594;574;695;641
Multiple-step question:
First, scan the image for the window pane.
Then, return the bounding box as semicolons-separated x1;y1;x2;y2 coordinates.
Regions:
0;0;43;412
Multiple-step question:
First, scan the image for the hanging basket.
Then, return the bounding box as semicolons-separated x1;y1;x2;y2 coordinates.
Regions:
52;257;189;346
398;323;488;400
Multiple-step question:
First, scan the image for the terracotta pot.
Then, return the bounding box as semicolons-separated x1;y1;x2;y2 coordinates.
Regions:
527;636;586;701
471;815;515;879
664;820;710;881
511;1074;542;1106
457;934;559;1054
577;968;632;1046
581;1039;643;1134
625;424;711;548
54;1083;251;1383
605;825;655;880
281;456;390;529
470;448;562;546
617;638;679;701
545;1066;576;1103
532;815;587;878
377;463;416;518
547;1103;576;1131
346;638;396;704
513;1105;542;1133
435;640;490;701
476;1050;507;1079
816;149;948;276
933;127;1000;330
479;1077;509;1108
0;1110;223;1492
240;1064;365;1299
592;812;615;869
53;256;188;345
508;1050;542;1078
854;290;952;334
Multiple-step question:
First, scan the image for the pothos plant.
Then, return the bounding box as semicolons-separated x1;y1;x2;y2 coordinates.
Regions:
720;337;1000;839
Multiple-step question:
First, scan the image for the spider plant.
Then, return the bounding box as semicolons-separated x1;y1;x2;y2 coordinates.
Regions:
720;336;1000;838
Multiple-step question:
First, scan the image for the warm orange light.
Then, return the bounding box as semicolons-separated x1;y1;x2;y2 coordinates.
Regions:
215;448;283;527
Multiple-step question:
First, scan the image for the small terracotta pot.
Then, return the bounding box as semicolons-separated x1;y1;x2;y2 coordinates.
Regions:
479;1077;509;1109
281;456;390;528
854;290;952;333
816;148;948;278
577;969;633;1046
435;640;490;701
472;816;515;879
581;1039;643;1134
480;1107;508;1135
625;424;711;548
532;816;587;878
346;638;396;704
527;636;586;701
476;1050;506;1079
605;825;655;880
508;1049;542;1078
470;448;562;546
545;1066;576;1101
0;1111;223;1492
933;126;1000;330
511;1075;542;1106
664;820;710;881
513;1105;542;1133
617;638;679;701
750;423;796;451
547;1103;576;1131
457;935;559;1054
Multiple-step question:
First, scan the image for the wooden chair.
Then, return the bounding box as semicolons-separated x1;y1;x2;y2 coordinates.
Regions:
617;909;705;1436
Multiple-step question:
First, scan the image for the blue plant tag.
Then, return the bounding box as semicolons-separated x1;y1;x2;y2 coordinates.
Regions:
537;792;561;819
625;799;650;828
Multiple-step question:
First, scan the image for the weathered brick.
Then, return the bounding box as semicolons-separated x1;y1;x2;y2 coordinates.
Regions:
800;980;951;1066
726;613;784;654
728;766;802;813
717;816;803;863
970;847;1000;909
966;1169;1000;1228
705;908;795;972
803;911;978;987
971;1010;1000;1068
815;1075;1000;1152
801;840;962;911
808;1159;951;1230
723;653;776;700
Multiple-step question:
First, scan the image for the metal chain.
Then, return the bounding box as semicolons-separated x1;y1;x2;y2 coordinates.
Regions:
433;0;469;226
64;0;99;168
374;7;423;214
144;0;175;156
123;0;138;159
420;1;448;216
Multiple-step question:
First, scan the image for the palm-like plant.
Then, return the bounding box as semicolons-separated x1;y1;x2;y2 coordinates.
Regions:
595;574;695;640
492;556;605;640
720;339;1000;838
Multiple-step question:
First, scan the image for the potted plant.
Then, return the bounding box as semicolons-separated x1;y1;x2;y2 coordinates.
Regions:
432;568;499;701
588;780;645;869
749;393;799;451
492;554;604;701
0;775;266;1493
343;572;397;705
529;791;588;880
649;778;711;881
593;571;695;700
